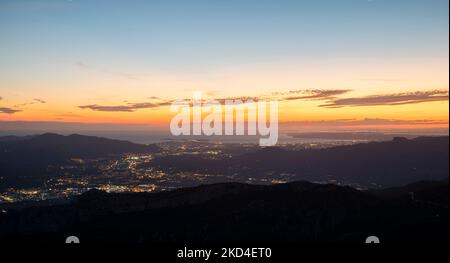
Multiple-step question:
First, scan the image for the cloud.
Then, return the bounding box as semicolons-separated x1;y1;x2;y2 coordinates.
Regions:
12;98;46;107
354;118;448;125
79;89;353;113
75;61;91;70
320;90;449;108
79;100;173;112
79;104;141;112
0;107;22;114
212;96;260;103
14;102;33;107
78;89;448;113
279;118;448;133
278;89;352;101
77;89;351;113
78;95;262;112
359;78;402;82
286;118;449;126
34;98;46;104
79;93;176;112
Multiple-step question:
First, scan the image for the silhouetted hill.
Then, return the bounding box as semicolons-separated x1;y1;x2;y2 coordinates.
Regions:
0;133;158;159
0;135;34;142
148;136;449;187
0;180;447;244
288;132;420;141
370;180;449;206
1;135;448;190
0;133;159;189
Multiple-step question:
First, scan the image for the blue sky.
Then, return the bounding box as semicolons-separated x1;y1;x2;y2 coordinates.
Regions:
1;0;448;73
0;0;448;129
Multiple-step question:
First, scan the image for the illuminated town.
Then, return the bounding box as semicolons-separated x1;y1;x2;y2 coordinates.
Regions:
0;140;364;203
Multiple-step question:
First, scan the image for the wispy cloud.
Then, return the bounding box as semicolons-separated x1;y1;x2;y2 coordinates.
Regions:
79;89;353;113
284;118;448;126
79;104;143;112
320;90;449;108
206;89;351;103
13;98;47;107
78;95;263;112
354;118;449;125
79;100;173;112
0;107;22;114
34;98;46;104
0;96;21;114
358;78;402;82
75;61;91;70
274;89;352;101
78;89;449;112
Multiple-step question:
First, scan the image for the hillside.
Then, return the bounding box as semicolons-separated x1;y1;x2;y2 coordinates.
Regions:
0;180;447;244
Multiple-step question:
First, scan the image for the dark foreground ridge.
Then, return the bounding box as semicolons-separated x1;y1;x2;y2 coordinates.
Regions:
0;180;447;244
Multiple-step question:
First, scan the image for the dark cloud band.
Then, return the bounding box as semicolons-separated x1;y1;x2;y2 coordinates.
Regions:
0;107;22;114
320;90;449;108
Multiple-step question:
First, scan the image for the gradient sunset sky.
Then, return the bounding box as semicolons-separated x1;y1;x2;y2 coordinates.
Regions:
0;0;448;132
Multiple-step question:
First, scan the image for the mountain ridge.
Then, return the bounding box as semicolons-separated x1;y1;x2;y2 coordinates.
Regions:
0;179;447;244
0;133;160;189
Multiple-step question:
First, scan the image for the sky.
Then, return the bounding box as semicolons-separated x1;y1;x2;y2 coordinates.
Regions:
0;0;448;133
